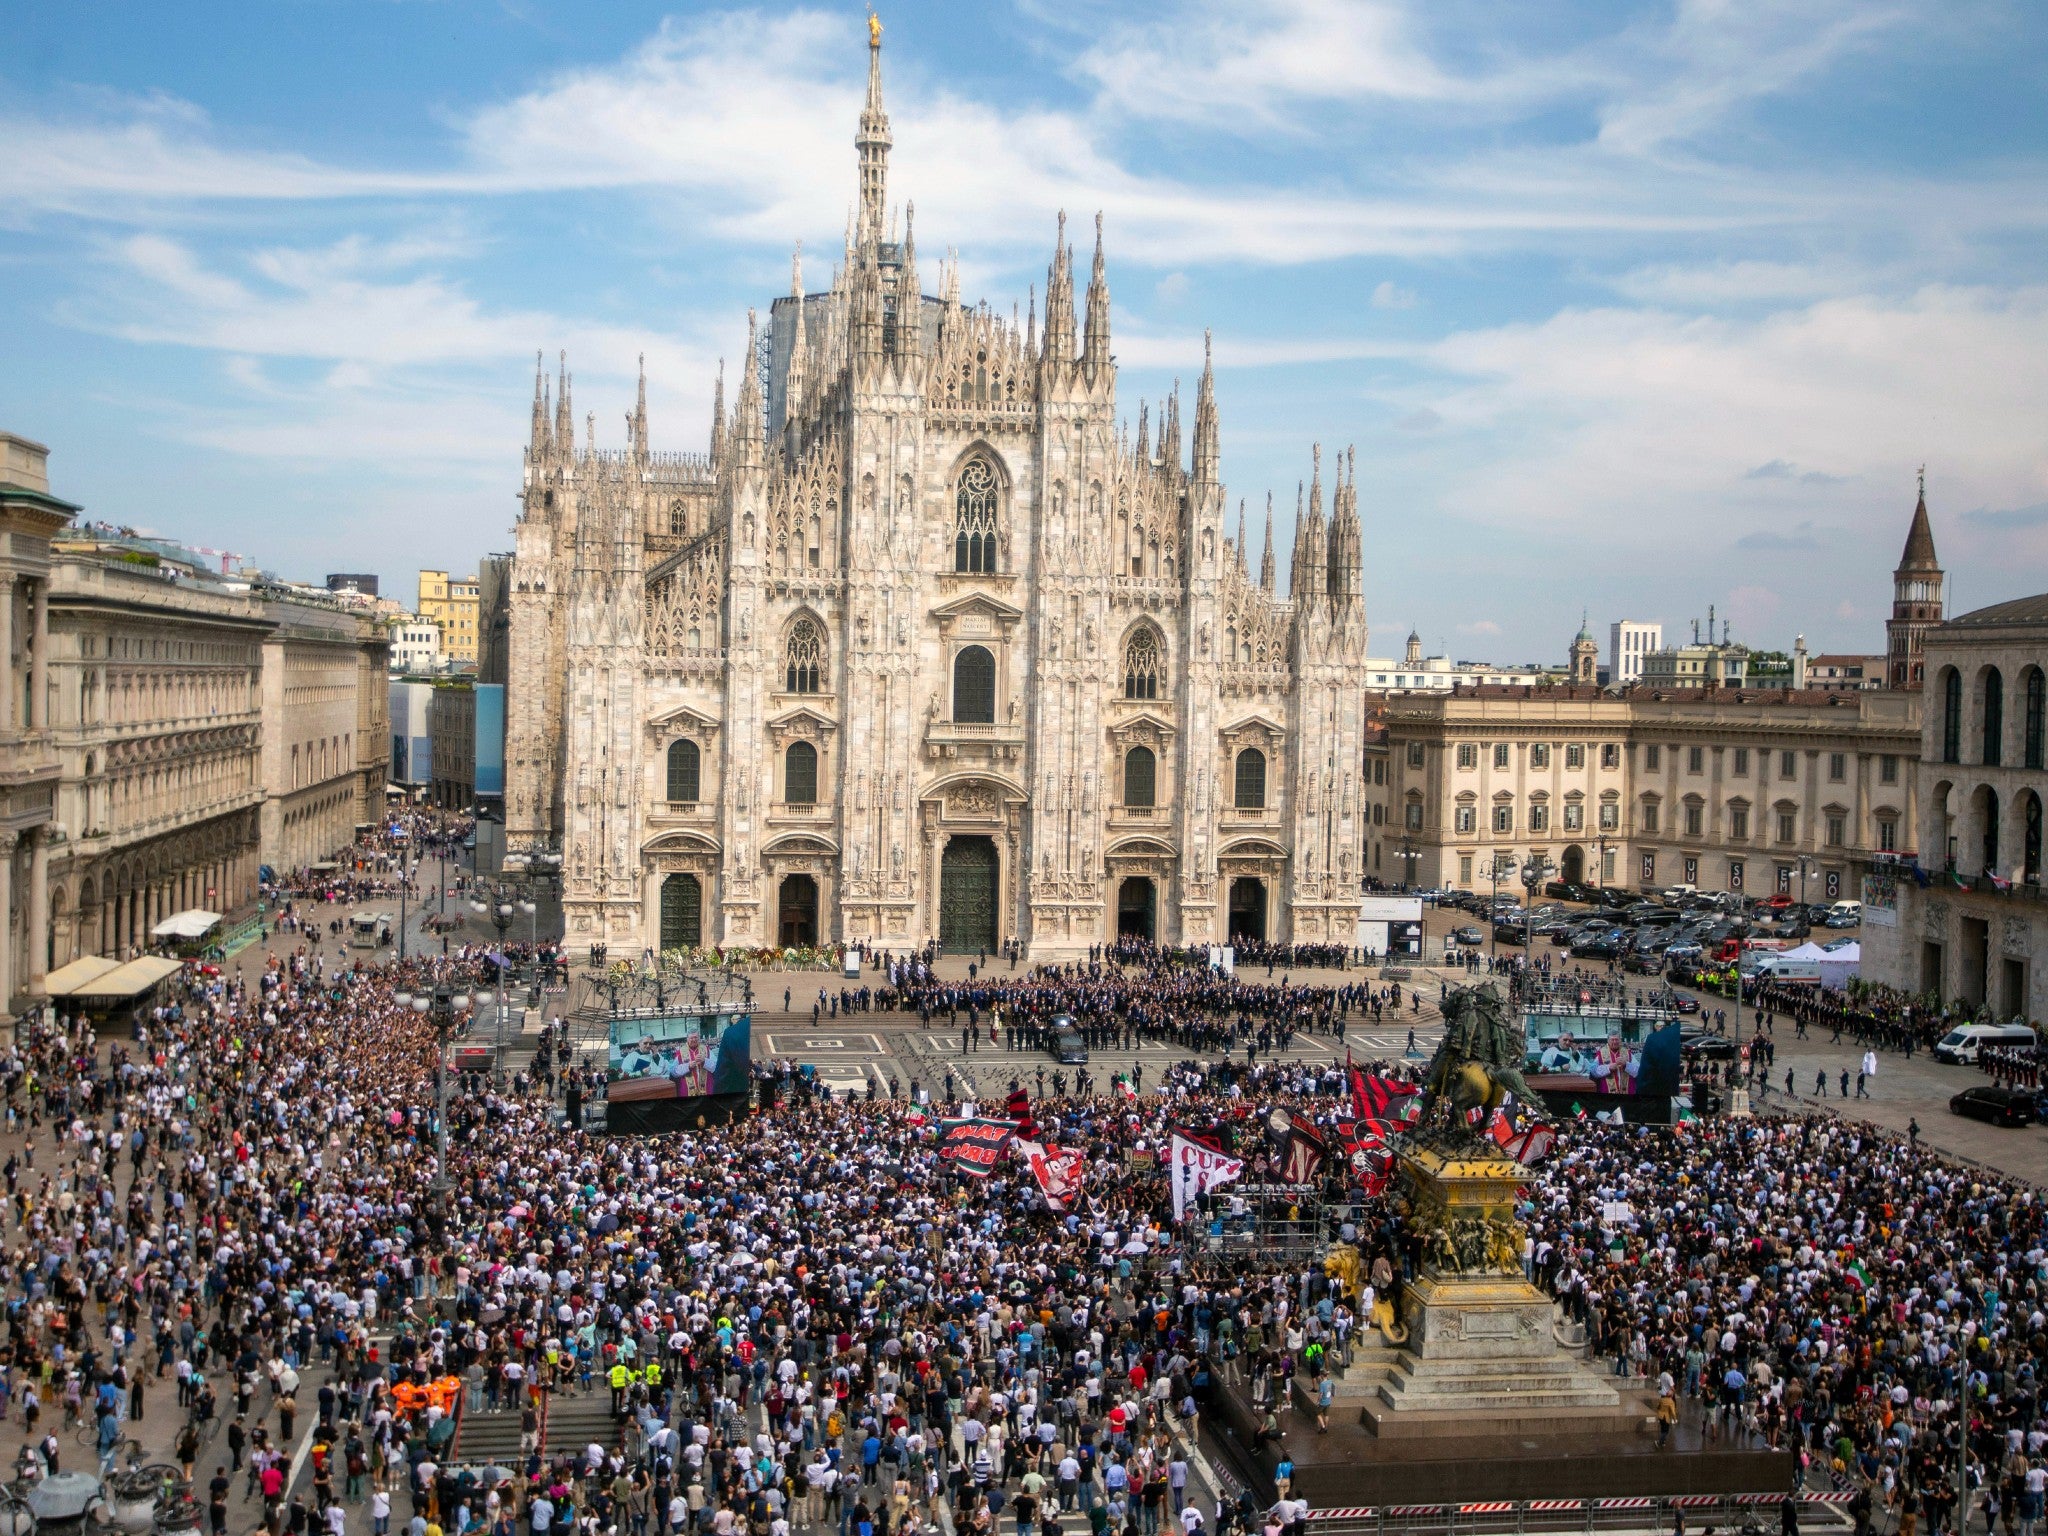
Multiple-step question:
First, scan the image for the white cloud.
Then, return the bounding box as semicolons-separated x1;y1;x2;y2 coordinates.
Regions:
1372;280;1419;309
1417;282;2048;561
1458;619;1503;636
0;5;1927;273
1075;0;1518;128
1416;285;2048;551
1611;260;1864;306
1594;0;1912;155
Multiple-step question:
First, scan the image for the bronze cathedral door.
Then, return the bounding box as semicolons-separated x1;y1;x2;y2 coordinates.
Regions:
939;836;999;953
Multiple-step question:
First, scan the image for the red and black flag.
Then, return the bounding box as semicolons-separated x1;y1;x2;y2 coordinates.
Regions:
1349;1065;1420;1123
1269;1108;1330;1185
1336;1117;1397;1196
1005;1084;1036;1139
937;1118;1020;1178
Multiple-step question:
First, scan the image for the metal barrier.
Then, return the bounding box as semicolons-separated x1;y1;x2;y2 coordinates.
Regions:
1306;1493;1853;1536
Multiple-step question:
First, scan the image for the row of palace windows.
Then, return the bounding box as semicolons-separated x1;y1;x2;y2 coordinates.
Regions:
663;738;1271;811
1445;800;1618;835
1448;739;1904;785
776;619;1169;704
1453;742;1622;771
1939;663;2048;769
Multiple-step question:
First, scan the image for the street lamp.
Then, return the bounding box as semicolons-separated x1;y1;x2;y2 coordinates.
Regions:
1521;853;1557;949
1595;832;1614;894
1397;836;1419;891
1486;852;1519;960
394;983;493;1226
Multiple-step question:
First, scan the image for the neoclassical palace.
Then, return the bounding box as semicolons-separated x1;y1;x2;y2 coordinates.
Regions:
504;27;1371;956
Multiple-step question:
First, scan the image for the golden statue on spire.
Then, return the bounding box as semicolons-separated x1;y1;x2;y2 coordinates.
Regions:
868;8;881;47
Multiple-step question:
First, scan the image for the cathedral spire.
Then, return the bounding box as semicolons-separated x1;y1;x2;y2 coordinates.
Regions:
632;352;648;460
1136;401;1150;463
856;12;892;249
1042;211;1076;367
893;202;922;363
1192;330;1219;484
555;350;572;447
1260;493;1276;592
734;311;764;453
1160;380;1181;475
709;359;726;467
1330;443;1361;601
786;244;809;427
531;350;550;453
1302;444;1328;600
1235;499;1247;573
1083;211;1111;376
1024;284;1037;365
851;233;885;364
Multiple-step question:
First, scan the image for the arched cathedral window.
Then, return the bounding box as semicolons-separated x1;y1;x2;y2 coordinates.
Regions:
1124;628;1163;700
786;618;824;694
955;457;999;574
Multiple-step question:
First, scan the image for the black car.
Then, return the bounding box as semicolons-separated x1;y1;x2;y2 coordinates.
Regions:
1680;1027;1734;1059
1571;937;1621;960
1051;1024;1089;1065
1949;1085;2034;1128
1492;923;1526;946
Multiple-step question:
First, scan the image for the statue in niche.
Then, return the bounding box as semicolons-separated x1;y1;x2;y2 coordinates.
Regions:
1008;697;1019;724
1200;622;1211;656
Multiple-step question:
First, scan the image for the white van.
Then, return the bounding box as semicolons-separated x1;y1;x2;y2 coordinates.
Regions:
1932;1022;2038;1065
1826;900;1863;926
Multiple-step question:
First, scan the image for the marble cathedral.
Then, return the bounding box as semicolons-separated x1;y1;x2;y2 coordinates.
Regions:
504;25;1372;957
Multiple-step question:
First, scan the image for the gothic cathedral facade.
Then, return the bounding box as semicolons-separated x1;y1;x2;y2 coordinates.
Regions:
504;30;1372;957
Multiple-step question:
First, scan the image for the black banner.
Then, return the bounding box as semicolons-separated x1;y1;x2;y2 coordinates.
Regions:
937;1117;1019;1177
1277;1109;1329;1185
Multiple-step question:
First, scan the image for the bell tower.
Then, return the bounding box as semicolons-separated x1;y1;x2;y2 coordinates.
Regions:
1570;613;1598;684
1886;469;1943;689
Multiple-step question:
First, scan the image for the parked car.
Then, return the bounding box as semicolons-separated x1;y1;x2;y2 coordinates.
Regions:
1680;1028;1735;1060
1948;1085;2035;1128
1492;924;1526;946
1452;925;1486;946
1673;995;1702;1014
1571;937;1621;960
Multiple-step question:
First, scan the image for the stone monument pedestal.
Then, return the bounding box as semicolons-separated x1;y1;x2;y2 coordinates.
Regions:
1367;1144;1636;1438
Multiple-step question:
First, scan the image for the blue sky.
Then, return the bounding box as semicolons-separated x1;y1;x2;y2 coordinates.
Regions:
4;0;2046;659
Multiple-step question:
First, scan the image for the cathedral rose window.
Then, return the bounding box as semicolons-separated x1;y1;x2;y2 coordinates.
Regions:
1123;627;1162;700
955;457;999;574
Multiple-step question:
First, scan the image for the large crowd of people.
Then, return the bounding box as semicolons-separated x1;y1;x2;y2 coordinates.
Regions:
0;874;2040;1536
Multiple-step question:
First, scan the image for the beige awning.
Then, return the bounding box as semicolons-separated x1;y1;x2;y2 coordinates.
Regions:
150;909;222;941
68;956;184;1000
40;955;122;998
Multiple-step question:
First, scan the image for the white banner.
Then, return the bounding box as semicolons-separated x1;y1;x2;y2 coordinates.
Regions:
1169;1132;1246;1222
